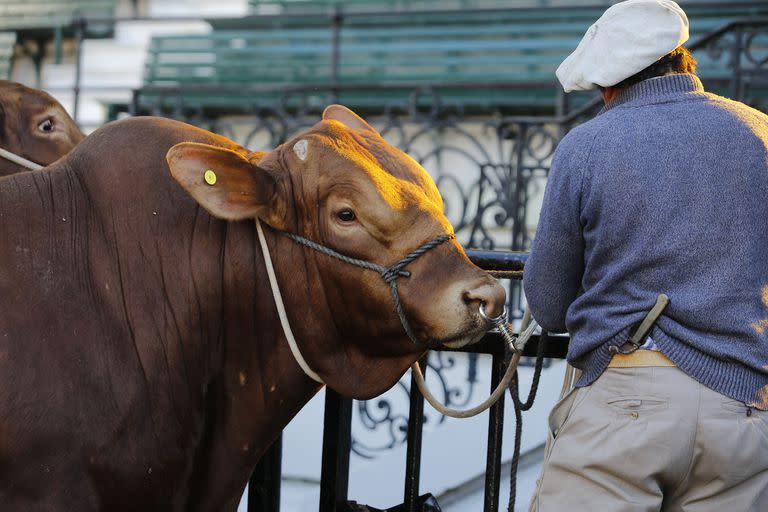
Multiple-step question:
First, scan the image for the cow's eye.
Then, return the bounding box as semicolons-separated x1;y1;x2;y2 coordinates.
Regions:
38;118;55;133
336;209;356;222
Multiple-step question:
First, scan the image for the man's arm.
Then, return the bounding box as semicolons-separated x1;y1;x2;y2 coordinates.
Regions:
523;130;593;332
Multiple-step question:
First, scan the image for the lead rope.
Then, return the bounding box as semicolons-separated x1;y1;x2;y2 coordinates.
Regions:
0;147;43;171
507;312;548;512
411;306;539;419
256;219;324;383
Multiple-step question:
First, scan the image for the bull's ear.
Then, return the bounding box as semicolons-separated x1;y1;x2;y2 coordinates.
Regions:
322;104;379;135
167;142;284;225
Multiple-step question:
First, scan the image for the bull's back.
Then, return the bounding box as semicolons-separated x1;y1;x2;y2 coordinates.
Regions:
0;117;248;510
0;116;244;349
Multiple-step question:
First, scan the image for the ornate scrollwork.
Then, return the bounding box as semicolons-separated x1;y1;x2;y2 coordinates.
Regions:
350;351;479;459
744;26;768;67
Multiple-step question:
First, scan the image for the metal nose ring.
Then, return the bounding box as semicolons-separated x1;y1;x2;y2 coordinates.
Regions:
479;303;508;325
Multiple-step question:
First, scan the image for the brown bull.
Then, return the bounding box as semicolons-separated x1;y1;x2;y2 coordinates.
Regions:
0;106;505;511
0;80;85;176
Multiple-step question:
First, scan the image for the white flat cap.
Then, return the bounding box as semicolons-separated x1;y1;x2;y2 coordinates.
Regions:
556;0;689;92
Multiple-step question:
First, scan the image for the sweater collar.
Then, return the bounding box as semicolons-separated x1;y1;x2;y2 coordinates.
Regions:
599;74;704;114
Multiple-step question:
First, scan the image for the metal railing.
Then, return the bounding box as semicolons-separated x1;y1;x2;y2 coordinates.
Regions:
688;18;768;105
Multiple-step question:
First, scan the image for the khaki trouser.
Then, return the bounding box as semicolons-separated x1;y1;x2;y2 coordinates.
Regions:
529;361;768;511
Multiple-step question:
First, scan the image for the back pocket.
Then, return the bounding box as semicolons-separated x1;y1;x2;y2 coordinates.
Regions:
606;395;668;414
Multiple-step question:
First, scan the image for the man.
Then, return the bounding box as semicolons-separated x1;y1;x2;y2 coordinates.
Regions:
524;0;768;510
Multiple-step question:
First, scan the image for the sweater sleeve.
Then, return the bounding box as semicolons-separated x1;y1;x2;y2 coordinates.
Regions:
523;129;592;333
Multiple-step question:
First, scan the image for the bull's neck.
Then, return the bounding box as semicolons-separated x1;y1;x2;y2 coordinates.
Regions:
217;218;325;429
91;189;324;507
185;219;325;509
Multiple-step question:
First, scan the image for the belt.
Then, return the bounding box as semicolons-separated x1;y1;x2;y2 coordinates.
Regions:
608;350;676;368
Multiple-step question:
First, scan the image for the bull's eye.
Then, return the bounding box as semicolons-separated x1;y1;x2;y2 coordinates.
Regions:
336;209;356;222
38;118;55;133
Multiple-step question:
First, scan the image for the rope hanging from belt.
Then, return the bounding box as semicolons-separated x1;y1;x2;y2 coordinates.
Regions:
507;326;549;512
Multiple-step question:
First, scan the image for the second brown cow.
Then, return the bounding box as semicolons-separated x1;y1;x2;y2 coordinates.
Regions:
0;80;84;176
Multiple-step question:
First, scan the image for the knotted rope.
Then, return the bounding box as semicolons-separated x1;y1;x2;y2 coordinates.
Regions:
283;232;454;344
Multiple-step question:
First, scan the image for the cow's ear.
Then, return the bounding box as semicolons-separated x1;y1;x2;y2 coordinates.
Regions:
167;142;285;225
322;104;379;135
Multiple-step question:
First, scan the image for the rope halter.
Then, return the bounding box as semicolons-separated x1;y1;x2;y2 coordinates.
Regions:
256;218;453;383
282;230;455;345
258;217;539;419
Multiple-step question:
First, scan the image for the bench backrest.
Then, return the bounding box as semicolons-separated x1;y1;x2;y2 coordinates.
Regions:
139;5;768;112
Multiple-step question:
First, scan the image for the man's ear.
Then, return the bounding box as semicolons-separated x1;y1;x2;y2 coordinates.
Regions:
167;142;286;226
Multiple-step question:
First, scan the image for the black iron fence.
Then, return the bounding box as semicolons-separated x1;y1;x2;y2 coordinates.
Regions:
692;18;768;107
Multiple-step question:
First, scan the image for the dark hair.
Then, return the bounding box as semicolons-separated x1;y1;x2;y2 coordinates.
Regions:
611;46;698;90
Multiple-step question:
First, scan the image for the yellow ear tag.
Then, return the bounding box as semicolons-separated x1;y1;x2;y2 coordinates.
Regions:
204;169;217;186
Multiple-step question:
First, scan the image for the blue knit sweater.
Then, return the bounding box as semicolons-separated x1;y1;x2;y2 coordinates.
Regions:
523;74;768;408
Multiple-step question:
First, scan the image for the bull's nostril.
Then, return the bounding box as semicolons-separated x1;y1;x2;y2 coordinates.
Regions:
464;281;507;320
479;302;507;324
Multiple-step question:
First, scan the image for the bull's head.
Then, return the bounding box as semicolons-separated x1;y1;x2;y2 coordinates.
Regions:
166;105;505;398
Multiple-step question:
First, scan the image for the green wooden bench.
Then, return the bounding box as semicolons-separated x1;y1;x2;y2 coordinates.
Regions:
136;22;579;114
210;5;611;31
0;32;15;80
133;4;768;117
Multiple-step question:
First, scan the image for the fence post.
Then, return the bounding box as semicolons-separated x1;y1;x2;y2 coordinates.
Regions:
329;6;343;104
248;434;282;512
482;352;507;512
729;23;744;101
319;390;353;512
403;357;427;511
